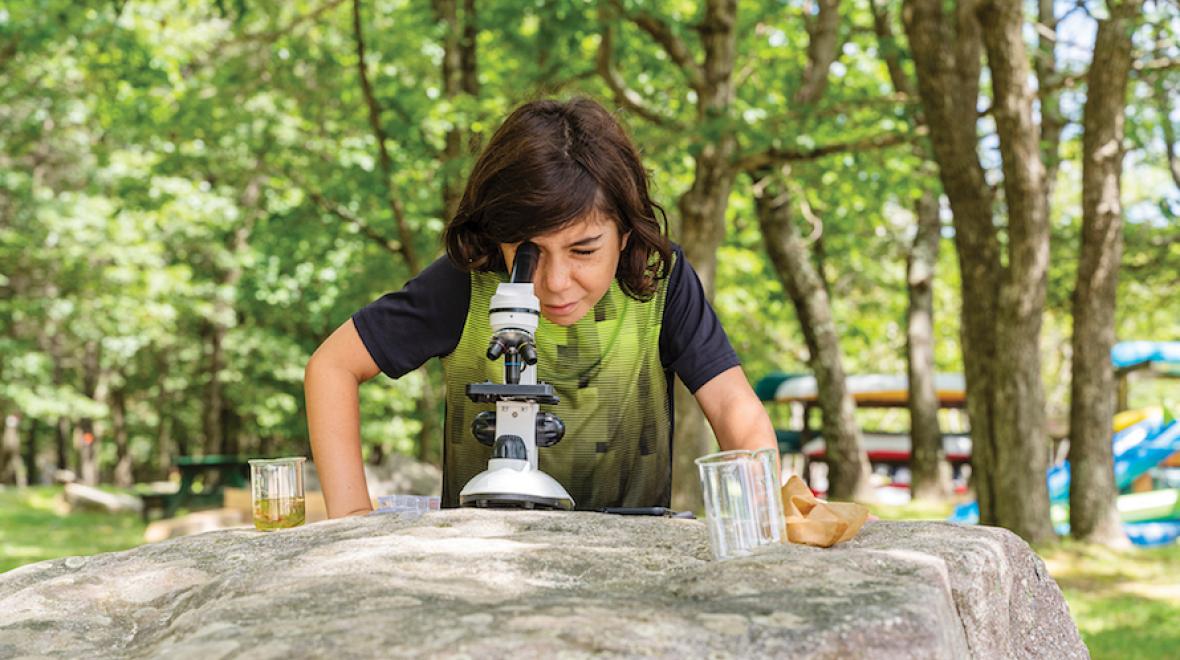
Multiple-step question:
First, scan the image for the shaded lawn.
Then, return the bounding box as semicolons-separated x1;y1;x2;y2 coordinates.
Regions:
0;485;147;573
1041;542;1180;660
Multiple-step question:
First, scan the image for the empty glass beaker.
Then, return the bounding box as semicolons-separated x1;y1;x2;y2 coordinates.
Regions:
696;448;784;560
249;457;306;531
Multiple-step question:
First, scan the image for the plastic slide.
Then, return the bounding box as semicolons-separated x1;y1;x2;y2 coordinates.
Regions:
1115;420;1180;490
953;420;1180;545
1046;411;1172;503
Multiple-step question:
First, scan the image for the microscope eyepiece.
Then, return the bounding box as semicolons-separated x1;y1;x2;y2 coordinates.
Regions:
509;241;540;283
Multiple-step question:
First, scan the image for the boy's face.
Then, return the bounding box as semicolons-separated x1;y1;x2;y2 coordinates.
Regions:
499;212;629;326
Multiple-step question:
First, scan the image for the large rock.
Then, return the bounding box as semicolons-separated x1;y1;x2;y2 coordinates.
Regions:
0;512;1086;658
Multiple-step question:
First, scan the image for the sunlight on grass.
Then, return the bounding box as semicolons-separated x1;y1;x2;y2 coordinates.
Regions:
0;485;148;573
867;498;956;521
1038;539;1180;659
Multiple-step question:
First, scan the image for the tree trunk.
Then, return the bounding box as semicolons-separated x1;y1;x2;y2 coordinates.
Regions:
1035;0;1063;207
111;387;133;487
78;340;102;485
870;0;914;98
904;0;999;523
203;176;255;457
904;0;1054;543
794;0;842;105
1;413;25;486
202;322;225;456
874;0;946;500
55;417;70;474
47;329;72;473
355;0;446;466
977;0;1055;545
222;405;241;457
24;417;38;485
154;358;173;476
261;434;276;458
753;174;873;501
907;190;947;501
434;0;478;223
421;0;479;466
1156;64;1180;189
1069;0;1141;546
175;417;190;459
77;420;99;486
669;0;740;512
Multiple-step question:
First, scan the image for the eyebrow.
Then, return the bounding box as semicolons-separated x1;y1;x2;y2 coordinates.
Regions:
565;233;604;248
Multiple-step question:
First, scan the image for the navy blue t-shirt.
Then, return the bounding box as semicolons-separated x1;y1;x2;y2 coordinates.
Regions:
352;245;740;394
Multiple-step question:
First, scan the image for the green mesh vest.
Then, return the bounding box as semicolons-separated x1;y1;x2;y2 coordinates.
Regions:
440;268;673;510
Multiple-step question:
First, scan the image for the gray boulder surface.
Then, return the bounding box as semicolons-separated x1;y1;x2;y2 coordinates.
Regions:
0;511;1086;659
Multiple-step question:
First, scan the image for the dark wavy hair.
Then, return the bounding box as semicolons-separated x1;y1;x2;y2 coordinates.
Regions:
443;97;672;300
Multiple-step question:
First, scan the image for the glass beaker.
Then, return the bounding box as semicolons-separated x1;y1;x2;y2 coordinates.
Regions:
695;448;784;560
249;457;306;531
749;447;785;545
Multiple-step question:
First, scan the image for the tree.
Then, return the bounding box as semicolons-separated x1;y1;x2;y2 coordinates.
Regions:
1069;0;1143;546
907;191;947;500
903;0;1055;542
752;167;874;500
870;0;947;500
597;0;742;509
743;0;873;501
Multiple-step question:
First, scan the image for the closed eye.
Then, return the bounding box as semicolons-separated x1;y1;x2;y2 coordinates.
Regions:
572;248;599;256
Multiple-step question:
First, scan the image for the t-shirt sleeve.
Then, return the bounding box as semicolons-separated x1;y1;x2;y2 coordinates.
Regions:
659;245;741;393
351;255;470;379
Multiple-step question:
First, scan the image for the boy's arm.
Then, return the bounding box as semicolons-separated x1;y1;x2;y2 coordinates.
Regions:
305;319;382;518
694;366;779;459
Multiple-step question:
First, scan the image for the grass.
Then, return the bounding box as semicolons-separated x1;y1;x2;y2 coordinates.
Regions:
1040;541;1180;660
868;498;958;522
0;485;148;573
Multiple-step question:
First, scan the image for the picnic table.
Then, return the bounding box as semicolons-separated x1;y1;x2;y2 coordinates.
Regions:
139;454;252;521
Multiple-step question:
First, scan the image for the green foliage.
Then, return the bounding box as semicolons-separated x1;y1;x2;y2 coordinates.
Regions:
0;0;1176;486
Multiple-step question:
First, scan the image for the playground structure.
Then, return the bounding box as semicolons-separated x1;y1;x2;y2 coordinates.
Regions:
760;341;1180;545
949;340;1180;546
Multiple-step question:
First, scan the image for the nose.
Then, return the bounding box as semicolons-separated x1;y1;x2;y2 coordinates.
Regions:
538;254;572;295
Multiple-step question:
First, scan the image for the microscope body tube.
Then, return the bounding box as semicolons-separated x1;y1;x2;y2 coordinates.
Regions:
488;283;539;386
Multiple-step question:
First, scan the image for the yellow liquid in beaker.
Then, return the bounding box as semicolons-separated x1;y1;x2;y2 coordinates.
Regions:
253;496;306;531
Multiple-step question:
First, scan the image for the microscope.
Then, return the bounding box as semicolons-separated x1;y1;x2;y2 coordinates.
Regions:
458;242;576;510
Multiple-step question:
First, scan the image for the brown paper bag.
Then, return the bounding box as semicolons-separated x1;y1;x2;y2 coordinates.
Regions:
781;475;869;547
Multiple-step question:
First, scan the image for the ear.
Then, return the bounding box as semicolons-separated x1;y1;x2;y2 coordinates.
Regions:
620;230;631;251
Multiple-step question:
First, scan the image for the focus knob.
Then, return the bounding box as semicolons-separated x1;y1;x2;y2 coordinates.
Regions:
492;435;527;460
471;411;496;446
